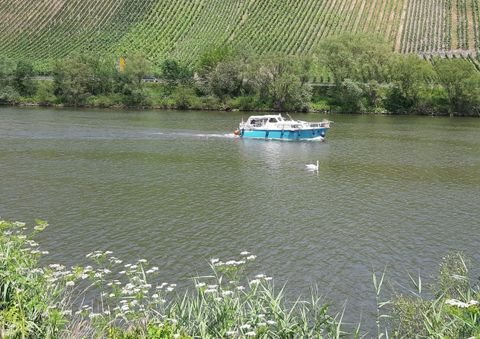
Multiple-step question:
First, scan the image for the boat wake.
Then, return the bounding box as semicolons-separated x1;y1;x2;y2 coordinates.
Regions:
302;136;325;142
194;133;237;139
151;131;237;139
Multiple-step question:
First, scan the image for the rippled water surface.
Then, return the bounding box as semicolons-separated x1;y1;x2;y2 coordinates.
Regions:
1;107;479;329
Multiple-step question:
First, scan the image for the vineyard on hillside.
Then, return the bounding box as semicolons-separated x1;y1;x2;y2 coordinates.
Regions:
1;0;479;69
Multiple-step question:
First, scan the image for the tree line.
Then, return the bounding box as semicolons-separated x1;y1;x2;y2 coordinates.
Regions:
1;34;479;116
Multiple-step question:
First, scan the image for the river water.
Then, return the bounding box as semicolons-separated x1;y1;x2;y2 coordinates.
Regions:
1;107;479;330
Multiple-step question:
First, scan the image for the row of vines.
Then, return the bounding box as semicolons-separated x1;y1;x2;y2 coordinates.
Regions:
0;0;479;69
400;0;480;55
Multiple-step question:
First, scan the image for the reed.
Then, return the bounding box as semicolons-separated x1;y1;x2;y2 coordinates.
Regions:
1;219;479;338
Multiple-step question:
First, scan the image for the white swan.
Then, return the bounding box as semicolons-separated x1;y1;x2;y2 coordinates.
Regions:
305;160;319;172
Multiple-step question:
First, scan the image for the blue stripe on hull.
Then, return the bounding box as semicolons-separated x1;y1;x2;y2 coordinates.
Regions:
241;128;328;140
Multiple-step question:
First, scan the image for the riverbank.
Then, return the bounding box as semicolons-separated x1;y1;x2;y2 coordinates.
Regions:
2;34;480;117
1;92;476;117
1;219;479;338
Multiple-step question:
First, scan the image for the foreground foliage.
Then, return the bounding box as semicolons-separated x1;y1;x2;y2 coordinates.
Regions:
1;219;479;338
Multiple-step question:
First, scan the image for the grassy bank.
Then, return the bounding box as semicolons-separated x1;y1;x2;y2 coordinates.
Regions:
1;219;479;338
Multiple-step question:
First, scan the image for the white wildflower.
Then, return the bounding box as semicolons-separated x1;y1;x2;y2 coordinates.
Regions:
245;331;256;336
226;330;236;336
205;289;217;294
240;324;251;330
267;320;276;325
138;259;147;263
249;279;260;285
246;255;257;260
240;251;250;256
195;282;206;288
222;290;233;297
210;258;220;264
255;274;266;279
65;281;75;287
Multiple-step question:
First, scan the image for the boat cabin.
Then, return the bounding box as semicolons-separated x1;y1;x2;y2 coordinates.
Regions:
246;115;285;127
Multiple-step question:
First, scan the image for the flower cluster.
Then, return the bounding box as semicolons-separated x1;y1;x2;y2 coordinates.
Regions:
445;299;479;308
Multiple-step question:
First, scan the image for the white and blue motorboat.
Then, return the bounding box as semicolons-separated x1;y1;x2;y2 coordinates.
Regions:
234;114;331;141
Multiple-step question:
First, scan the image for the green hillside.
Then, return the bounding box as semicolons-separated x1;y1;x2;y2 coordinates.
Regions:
1;0;479;69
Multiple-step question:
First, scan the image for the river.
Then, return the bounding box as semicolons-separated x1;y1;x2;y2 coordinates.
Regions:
1;107;479;332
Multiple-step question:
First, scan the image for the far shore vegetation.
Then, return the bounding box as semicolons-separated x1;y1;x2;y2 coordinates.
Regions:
1;218;480;338
1;34;480;116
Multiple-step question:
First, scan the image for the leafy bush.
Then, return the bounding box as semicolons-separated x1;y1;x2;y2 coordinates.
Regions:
0;220;71;337
0;86;20;104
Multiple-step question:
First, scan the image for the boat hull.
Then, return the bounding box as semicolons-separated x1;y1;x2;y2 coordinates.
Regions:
240;128;328;141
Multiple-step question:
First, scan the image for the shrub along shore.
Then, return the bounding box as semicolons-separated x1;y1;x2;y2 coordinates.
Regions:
1;219;479;338
1;34;480;116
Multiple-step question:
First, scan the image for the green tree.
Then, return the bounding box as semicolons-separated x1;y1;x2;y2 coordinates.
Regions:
83;54;117;96
160;59;192;86
336;79;365;113
53;56;94;106
0;56;15;84
116;53;151;106
197;45;234;74
434;58;480;114
385;55;435;112
318;34;392;85
14;60;36;97
248;56;312;111
0;86;20;104
206;61;243;102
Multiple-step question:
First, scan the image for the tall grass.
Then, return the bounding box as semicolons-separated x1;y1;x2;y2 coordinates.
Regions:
376;252;480;338
0;220;73;337
1;219;479;338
